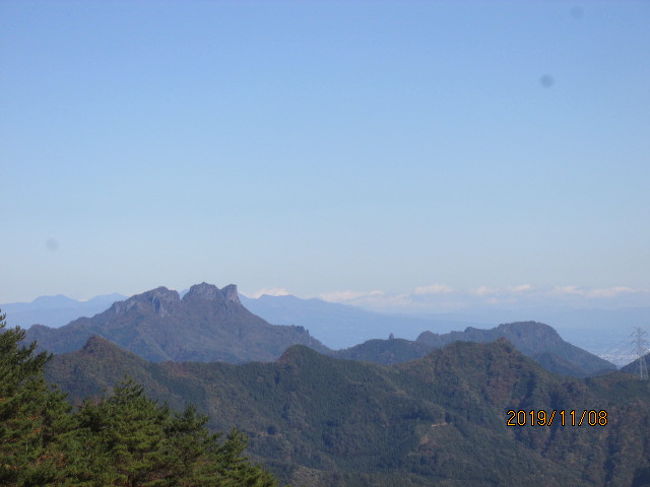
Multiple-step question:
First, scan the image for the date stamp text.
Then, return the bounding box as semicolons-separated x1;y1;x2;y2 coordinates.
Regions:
506;409;608;426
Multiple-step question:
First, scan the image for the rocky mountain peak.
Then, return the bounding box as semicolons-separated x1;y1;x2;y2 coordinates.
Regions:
140;286;179;301
182;282;242;306
183;282;223;301
221;284;241;305
110;286;180;317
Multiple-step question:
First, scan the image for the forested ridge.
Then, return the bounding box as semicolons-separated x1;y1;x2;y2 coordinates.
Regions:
5;304;650;487
47;336;650;486
0;309;280;487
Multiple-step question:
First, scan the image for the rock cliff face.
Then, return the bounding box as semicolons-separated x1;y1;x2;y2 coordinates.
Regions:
26;282;328;363
110;287;180;317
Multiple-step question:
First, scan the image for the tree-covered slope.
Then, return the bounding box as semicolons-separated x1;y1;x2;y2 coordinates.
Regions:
331;337;433;365
46;335;650;487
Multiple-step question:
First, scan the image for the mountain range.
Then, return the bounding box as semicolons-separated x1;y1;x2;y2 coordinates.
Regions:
8;288;647;367
45;335;650;487
331;321;616;377
5;290;482;349
22;283;617;378
242;297;649;367
239;294;483;349
25;283;327;363
414;322;615;377
5;281;648;485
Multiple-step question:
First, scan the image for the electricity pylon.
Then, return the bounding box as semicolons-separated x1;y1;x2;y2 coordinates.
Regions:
631;327;649;380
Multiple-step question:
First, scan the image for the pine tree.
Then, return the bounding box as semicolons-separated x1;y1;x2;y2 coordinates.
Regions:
75;379;279;487
75;379;173;486
0;309;71;486
164;406;278;487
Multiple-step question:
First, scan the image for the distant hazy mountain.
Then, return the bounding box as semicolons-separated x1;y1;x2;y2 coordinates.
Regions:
1;293;126;328
25;283;328;363
240;294;483;349
46;336;650;487
416;307;650;366
417;322;617;377
332;321;616;377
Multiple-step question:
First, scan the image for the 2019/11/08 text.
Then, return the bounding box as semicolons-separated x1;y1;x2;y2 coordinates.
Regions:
506;410;608;426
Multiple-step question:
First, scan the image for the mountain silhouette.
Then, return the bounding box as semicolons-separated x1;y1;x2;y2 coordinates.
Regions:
26;282;328;363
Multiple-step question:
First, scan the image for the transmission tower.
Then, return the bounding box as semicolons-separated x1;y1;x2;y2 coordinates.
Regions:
631;327;649;380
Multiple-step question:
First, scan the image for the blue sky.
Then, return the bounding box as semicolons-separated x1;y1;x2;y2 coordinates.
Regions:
1;1;649;308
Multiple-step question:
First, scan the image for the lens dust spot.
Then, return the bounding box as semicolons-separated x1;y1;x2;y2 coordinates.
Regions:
46;238;59;252
539;75;554;88
570;6;584;20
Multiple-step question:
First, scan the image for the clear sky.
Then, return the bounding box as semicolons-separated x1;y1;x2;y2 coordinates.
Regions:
1;1;649;308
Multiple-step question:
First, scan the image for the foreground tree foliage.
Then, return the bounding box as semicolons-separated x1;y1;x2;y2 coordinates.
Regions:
0;309;279;487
